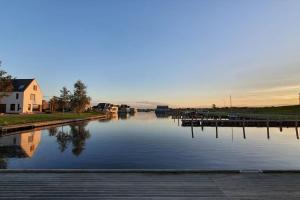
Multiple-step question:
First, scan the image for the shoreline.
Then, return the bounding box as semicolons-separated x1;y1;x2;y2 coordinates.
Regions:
0;113;108;135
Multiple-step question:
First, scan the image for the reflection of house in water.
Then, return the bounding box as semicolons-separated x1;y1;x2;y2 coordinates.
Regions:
0;130;41;158
110;113;119;120
118;112;129;120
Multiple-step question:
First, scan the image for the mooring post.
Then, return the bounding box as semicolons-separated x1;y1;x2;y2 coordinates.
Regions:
267;120;270;140
243;119;246;139
201;116;204;131
177;112;180;126
280;121;283;132
296;121;299;140
191;116;194;137
216;120;218;138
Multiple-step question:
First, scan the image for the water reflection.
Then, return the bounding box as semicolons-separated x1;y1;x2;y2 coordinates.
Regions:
1;113;300;169
0;130;41;168
155;113;171;118
47;122;90;156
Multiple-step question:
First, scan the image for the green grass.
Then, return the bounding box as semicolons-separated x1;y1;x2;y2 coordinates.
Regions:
206;105;300;120
0;112;105;126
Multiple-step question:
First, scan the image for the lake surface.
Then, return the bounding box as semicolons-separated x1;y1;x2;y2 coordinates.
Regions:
1;112;300;170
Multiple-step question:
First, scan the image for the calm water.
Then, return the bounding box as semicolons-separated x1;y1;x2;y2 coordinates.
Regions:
1;112;300;170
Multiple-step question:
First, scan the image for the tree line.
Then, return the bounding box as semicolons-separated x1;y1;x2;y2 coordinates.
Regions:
49;80;91;113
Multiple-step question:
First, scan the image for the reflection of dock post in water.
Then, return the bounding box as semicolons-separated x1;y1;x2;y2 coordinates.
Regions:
242;120;246;139
267;120;270;139
296;121;299;140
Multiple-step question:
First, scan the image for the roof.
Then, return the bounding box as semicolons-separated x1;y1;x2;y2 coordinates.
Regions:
11;79;34;92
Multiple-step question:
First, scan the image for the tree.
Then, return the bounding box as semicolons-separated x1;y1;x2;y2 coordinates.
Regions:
0;63;14;102
212;104;217;109
70;80;91;113
59;87;70;113
49;96;60;112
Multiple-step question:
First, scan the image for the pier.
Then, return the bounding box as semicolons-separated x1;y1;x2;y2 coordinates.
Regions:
0;171;300;199
182;119;299;128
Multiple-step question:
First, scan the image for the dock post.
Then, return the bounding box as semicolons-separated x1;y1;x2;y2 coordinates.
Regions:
296;121;299;140
191;116;194;138
280;121;283;132
243;119;246;139
267;120;270;140
216;120;218;138
201;116;204;131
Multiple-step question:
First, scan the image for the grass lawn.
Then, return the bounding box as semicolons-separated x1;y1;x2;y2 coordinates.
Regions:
205;105;300;120
0;112;105;126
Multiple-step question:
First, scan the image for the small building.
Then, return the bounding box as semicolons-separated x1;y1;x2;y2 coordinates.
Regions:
0;79;43;113
94;103;118;113
155;105;170;113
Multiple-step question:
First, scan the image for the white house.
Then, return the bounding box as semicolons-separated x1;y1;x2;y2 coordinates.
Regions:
0;79;43;113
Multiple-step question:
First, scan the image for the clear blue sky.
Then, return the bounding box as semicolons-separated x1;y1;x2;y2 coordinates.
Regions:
1;0;300;107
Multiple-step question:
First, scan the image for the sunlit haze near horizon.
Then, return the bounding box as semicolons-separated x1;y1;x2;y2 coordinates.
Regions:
1;0;300;108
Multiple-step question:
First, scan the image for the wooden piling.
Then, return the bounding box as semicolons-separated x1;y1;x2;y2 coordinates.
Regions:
243;120;246;139
216;120;218;138
191;116;194;138
296;121;299;140
267;120;270;139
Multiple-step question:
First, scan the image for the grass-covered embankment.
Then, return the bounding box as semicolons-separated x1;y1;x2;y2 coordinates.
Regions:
0;112;105;126
206;105;300;120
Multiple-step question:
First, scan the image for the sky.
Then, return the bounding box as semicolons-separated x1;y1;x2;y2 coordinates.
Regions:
0;0;300;108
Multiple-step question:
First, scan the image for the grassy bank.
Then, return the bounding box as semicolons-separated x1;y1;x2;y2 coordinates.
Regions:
206;105;300;120
0;112;105;126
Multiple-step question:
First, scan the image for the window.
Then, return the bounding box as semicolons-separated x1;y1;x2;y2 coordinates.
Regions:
13;137;17;145
16;93;19;99
28;135;34;143
33;85;38;91
10;104;15;111
18;104;21;111
28;104;31;111
30;94;36;101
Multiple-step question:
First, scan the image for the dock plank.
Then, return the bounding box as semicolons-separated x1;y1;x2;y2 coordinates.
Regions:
0;172;300;199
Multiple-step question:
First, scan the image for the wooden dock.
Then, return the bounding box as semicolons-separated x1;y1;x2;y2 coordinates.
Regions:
0;171;300;199
182;119;299;128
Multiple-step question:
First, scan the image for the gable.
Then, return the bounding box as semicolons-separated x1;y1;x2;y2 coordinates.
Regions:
11;79;34;92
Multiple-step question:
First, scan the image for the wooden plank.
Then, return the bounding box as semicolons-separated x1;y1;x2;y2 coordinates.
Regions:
0;173;300;199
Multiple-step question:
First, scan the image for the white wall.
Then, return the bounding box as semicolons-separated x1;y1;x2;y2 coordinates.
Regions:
23;79;43;113
0;92;24;113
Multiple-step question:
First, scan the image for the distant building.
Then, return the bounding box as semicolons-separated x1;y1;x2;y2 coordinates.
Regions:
0;79;43;113
94;103;118;113
155;105;170;113
118;104;130;113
